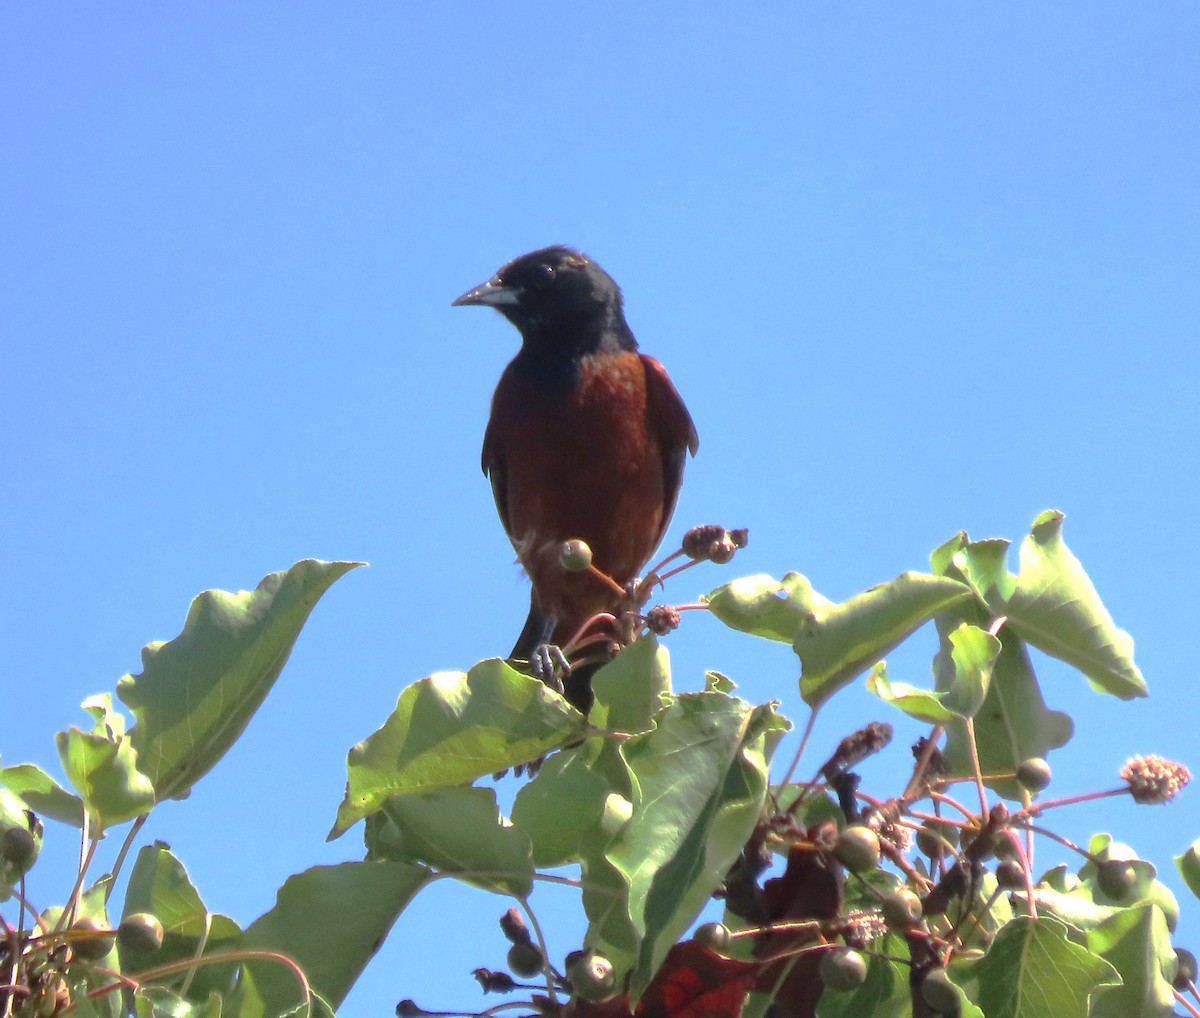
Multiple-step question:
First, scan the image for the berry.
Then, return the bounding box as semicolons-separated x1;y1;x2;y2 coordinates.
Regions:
693;922;730;954
69;916;115;962
1174;948;1197;989
507;942;544;979
881;888;923;929
0;827;37;870
559;540;593;573
995;860;1026;890
118;912;165;953
920;968;960;1012
819;948;867;991
568;951;618;1003
915;819;959;858
1016;757;1052;793
834;827;881;873
1096;860;1138;902
708;538;737;564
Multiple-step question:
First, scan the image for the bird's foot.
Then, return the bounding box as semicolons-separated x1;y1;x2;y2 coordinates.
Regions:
531;642;572;695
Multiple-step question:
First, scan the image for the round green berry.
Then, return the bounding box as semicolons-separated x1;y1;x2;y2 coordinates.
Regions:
834;827;881;873
819;948;867;991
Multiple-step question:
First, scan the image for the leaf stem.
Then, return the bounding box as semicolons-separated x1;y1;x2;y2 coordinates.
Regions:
106;813;150;904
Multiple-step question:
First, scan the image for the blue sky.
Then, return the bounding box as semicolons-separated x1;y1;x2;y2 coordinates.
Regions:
3;5;1198;1013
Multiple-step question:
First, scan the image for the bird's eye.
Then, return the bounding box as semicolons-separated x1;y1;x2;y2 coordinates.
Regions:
535;263;557;283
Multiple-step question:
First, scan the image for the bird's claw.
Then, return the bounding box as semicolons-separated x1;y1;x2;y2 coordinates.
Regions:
531;643;572;696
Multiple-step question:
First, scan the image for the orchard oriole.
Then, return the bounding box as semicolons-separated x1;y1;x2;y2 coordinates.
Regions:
453;246;698;710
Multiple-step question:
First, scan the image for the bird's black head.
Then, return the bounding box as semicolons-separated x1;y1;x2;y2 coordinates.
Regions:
453;246;636;361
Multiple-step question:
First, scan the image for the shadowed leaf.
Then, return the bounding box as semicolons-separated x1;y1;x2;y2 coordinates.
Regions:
239;861;429;1014
373;785;532;896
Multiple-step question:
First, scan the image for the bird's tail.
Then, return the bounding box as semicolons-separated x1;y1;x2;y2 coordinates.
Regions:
509;595;555;662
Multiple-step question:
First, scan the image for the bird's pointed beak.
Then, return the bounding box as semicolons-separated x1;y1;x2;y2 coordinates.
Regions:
452;277;520;308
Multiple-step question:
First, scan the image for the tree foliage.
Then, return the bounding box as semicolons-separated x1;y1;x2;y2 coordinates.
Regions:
1;513;1195;1017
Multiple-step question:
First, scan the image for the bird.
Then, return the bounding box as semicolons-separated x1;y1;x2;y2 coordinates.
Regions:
453;245;698;711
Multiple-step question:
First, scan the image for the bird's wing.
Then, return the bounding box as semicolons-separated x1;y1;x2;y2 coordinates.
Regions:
481;411;512;539
641;354;699;549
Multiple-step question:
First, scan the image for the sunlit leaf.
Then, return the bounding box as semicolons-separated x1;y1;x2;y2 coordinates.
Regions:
929;585;1072;800
952;513;1147;700
590;637;672;734
0;763;84;827
133;987;224;1018
866;661;958;723
596;694;788;1001
1086;904;1176;1018
705;670;737;693
332;659;585;837
703;572;831;643
794;571;971;707
118;560;362;802
230;965;336;1018
56;694;155;829
1175;840;1200;901
938;623;1000;718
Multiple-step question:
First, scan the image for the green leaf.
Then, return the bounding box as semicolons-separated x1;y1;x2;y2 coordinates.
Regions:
867;661;958;723
597;694;788;1001
1086;904;1176;1018
951;536;1017;604
938;623;1000;718
118;559;362;803
955;512;1148;700
0;763;84;827
511;741;614;868
1175;839;1200;900
1027;884;1122;934
240;860;429;1014
794;571;971;707
230;966;336;1018
590;637;672;734
703;572;831;642
66;995;110;1018
56;694;155;829
120;843;243;1001
332;659;585;837
704;670;737;693
134;987;224;1018
958;915;1119;1018
374;786;532;896
931;594;1072;800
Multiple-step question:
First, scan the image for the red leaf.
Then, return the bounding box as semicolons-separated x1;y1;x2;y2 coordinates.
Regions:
636;942;758;1018
752;844;844;1018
